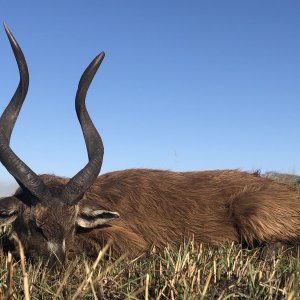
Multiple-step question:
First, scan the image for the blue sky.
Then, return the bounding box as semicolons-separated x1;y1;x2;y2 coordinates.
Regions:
1;1;300;193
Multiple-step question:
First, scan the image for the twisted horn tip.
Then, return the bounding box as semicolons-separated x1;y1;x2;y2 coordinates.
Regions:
3;22;11;35
3;23;19;50
94;51;105;66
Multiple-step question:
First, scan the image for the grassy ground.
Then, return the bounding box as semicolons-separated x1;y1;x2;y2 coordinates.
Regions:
1;173;300;299
0;241;300;299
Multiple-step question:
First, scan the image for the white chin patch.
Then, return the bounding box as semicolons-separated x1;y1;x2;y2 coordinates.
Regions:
47;241;59;253
47;239;66;254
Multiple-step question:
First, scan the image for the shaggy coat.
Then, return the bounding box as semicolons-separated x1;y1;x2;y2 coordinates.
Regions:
28;169;300;258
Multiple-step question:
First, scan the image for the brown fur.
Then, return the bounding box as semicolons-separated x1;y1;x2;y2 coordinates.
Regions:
34;168;300;258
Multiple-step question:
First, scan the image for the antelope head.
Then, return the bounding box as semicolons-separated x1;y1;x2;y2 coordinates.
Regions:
0;25;119;266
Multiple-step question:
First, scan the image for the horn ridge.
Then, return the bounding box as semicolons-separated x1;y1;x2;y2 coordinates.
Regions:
62;52;105;204
0;24;52;204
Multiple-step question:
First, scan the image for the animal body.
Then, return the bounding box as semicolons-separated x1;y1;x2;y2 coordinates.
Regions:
1;25;300;266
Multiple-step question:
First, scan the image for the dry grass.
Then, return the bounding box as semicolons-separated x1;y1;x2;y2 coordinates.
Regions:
0;240;300;299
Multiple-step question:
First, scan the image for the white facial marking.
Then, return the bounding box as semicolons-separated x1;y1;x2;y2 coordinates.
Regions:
47;241;59;253
62;239;66;253
47;240;66;254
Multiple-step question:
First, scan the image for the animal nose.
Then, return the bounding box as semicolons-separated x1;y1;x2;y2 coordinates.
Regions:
47;250;66;270
49;252;66;266
47;256;65;272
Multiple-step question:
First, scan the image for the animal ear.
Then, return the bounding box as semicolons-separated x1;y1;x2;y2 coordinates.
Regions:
76;207;120;228
0;196;21;226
